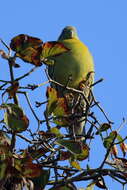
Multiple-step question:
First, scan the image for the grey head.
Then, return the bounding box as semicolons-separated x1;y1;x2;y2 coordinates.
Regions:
58;26;79;40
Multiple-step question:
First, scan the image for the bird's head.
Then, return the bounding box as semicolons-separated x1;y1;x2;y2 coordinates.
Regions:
58;26;79;40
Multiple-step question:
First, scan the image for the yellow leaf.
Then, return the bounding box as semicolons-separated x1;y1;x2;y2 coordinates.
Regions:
50;127;63;137
70;160;81;170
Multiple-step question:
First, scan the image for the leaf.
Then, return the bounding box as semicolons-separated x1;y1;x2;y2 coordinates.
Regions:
22;163;42;178
15;153;43;178
76;144;89;161
111;145;118;157
55;139;82;154
117;134;127;157
10;34;43;66
46;87;58;115
10;35;69;66
50;127;63;137
32;169;50;189
0;131;11;160
0;131;11;146
0;161;7;180
70;160;81;170
3;103;29;133
10;34;43;52
40;41;70;65
16;46;42;66
60;151;71;161
46;87;68;125
117;134;123;142
96;123;111;135
120;142;127;157
103;131;117;148
85;182;95;190
0;145;11;160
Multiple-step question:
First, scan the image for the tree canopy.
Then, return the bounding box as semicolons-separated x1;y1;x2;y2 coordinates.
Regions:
0;34;127;190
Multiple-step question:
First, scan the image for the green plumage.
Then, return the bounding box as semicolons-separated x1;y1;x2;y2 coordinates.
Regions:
48;26;94;135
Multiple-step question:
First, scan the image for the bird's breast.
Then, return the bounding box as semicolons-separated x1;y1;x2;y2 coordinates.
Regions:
49;39;94;89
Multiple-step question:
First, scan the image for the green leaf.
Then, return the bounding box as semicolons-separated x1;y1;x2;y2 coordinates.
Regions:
40;41;70;65
50;127;63;137
96;123;111;135
46;87;68;126
10;35;69;66
3;103;29;133
55;139;82;154
76;144;89;161
117;134;123;142
103;131;117;148
32;169;50;189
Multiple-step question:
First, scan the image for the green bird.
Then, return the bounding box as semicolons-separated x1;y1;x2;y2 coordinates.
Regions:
48;26;94;135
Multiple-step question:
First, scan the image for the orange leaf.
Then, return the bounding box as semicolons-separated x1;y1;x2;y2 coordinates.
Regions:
111;145;118;157
10;34;43;53
10;34;43;66
120;142;127;157
3;103;29;133
41;41;70;60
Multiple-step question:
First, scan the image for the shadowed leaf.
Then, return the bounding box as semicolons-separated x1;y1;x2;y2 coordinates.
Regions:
103;131;117;148
50;127;63;137
32;169;50;189
10;34;43;52
2;103;29;133
76;144;89;161
40;41;70;65
96;123;111;135
10;34;43;66
55;139;82;154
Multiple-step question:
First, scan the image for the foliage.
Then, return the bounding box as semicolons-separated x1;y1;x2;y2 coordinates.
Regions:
0;34;127;190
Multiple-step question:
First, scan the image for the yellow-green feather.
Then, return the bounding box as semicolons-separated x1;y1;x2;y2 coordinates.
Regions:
48;26;94;135
52;38;94;89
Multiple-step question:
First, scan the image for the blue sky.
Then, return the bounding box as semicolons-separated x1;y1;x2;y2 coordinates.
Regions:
0;0;127;189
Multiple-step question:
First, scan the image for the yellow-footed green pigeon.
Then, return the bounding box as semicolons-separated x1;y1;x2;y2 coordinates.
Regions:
48;26;94;135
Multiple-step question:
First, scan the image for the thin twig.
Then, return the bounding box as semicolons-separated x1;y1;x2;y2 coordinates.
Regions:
19;91;41;127
15;66;38;81
99;132;117;169
0;38;11;52
91;90;114;124
45;68;90;107
91;78;104;87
